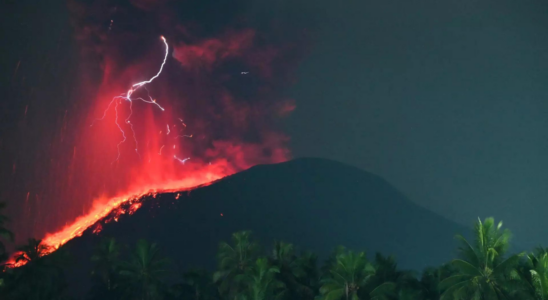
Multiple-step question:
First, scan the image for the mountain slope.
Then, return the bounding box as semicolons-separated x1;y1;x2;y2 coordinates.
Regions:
61;157;470;295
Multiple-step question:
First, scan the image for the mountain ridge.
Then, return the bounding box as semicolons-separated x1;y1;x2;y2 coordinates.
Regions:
59;157;471;296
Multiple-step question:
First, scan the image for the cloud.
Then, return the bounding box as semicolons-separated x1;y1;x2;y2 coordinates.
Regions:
172;29;256;71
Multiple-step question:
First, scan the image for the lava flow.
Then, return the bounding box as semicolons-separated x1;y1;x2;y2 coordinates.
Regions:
6;161;235;268
42;165;224;255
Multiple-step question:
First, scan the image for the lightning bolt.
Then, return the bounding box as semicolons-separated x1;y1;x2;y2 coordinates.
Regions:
113;98;126;162
92;36;169;162
174;155;190;164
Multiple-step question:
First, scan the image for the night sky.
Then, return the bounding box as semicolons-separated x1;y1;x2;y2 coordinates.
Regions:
1;0;548;251
284;0;548;250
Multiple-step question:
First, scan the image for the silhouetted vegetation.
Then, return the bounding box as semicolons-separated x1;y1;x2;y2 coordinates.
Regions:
0;201;547;299
0;202;14;263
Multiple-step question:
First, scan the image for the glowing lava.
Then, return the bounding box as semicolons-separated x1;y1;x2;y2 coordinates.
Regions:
41;165;223;251
6;162;230;268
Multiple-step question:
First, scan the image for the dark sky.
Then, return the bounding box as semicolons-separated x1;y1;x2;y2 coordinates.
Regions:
261;0;548;249
2;0;548;250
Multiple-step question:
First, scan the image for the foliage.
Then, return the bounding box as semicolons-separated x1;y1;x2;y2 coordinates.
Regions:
118;239;171;300
269;241;318;300
14;238;52;264
318;246;375;300
518;247;548;300
1;240;70;300
4;212;548;300
0;202;14;264
213;231;261;298
439;217;524;300
367;253;422;300
88;237;123;300
419;264;457;300
168;269;219;300
236;257;286;300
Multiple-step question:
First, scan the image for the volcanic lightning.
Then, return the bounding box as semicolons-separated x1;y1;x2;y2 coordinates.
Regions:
5;14;302;270
4;36;197;268
174;155;191;164
92;36;169;161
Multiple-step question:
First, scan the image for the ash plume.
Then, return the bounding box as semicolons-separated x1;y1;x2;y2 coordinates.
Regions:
7;0;311;245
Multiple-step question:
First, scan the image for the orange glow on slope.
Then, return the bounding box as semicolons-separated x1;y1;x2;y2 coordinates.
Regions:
41;163;227;253
5;163;229;268
4;255;27;268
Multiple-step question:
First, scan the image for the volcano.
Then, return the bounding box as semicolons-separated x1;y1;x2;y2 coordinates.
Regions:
57;157;469;296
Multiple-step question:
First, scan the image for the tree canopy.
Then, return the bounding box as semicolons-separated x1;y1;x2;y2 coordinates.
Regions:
0;208;546;300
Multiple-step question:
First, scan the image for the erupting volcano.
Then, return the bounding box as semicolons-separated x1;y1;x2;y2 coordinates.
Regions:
5;0;309;264
38;35;227;255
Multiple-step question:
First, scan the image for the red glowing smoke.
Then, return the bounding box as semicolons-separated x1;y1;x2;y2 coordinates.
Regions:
5;0;309;253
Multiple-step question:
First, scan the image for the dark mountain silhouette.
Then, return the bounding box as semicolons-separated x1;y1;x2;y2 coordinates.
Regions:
59;157;470;296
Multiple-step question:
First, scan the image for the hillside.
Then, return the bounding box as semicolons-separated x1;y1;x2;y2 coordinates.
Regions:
60;158;470;295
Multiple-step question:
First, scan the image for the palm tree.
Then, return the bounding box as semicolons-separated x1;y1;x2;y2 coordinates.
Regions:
439;217;523;299
91;237;121;289
367;253;421;300
295;251;320;299
269;241;316;300
89;237;122;299
213;231;261;299
318;246;375;300
172;269;219;300
419;264;457;300
119;239;170;300
518;247;548;299
0;202;14;262
238;257;285;300
14;238;51;264
3;239;69;300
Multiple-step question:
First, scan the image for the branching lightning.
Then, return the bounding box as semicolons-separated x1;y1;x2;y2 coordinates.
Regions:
174;155;190;164
92;36;169;162
113;98;127;162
